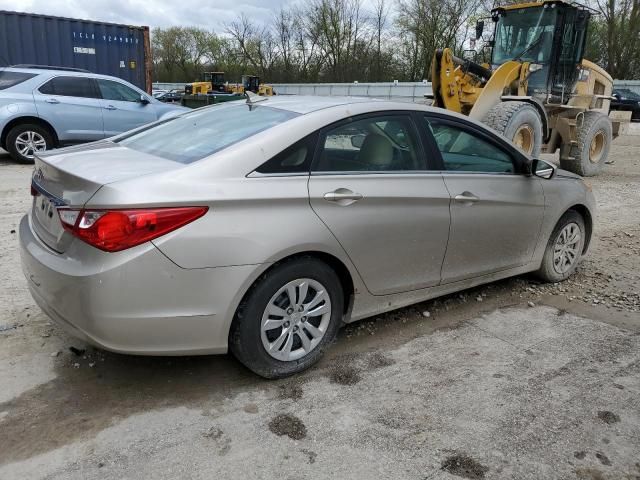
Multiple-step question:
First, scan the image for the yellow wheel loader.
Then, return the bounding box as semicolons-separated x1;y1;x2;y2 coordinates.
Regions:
185;73;275;97
184;72;227;95
430;0;621;176
226;75;275;96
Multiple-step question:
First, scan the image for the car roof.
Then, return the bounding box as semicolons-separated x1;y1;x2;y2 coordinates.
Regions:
258;95;424;115
2;66;84;75
0;66;143;86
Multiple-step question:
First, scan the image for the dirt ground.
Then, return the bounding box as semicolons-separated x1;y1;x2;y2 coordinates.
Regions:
0;134;639;480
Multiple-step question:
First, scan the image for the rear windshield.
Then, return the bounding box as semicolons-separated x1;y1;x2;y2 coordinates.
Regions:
0;71;37;90
117;104;299;164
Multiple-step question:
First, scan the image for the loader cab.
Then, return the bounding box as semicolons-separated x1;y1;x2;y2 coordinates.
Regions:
242;75;260;94
490;1;590;104
203;72;226;93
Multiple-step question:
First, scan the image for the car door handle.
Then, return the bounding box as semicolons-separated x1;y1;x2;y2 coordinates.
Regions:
45;98;59;104
454;192;480;204
103;105;117;110
323;189;363;204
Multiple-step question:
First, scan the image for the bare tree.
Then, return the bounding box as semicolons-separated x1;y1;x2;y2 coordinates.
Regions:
150;0;636;84
590;0;640;78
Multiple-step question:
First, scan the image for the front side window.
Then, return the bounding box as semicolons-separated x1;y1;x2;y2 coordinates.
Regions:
0;71;37;90
117;104;299;164
97;79;142;102
314;115;422;172
38;76;98;98
426;118;514;173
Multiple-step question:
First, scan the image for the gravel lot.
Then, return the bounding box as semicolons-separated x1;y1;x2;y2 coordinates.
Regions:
0;135;639;480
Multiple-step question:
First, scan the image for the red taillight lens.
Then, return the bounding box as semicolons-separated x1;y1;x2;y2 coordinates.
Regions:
58;207;208;252
30;184;40;197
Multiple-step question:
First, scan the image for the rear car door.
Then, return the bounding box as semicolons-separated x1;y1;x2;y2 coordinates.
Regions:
96;79;157;136
308;112;451;295
34;75;104;142
422;115;545;284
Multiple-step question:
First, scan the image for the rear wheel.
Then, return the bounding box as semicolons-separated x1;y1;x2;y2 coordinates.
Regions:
536;210;586;283
483;101;543;157
6;123;54;164
229;258;343;378
560;111;612;176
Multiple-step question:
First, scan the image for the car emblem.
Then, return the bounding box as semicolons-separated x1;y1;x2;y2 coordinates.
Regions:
34;167;44;183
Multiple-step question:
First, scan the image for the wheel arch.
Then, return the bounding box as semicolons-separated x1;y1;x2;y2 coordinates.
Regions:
500;96;550;141
238;251;355;318
1;116;59;151
226;250;357;352
567;204;593;254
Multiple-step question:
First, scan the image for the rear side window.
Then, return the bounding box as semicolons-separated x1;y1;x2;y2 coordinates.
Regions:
0;71;37;90
38;76;99;98
256;134;317;174
97;79;141;102
117;104;299;164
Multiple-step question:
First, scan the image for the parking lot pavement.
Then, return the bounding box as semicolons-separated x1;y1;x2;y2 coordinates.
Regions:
1;137;639;479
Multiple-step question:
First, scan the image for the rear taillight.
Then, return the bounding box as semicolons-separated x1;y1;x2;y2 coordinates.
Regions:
30;184;40;197
58;207;208;252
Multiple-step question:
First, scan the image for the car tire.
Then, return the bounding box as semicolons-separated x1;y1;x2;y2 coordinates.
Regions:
6;123;54;164
560;112;612;177
483;101;543;157
536;210;586;283
229;258;344;379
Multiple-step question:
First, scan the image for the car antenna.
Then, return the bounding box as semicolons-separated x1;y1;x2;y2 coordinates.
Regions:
245;91;268;105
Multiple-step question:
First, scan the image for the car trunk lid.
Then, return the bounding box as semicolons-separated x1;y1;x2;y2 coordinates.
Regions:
30;141;182;253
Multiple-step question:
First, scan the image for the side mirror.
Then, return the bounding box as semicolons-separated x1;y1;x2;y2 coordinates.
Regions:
531;158;556;179
475;20;485;40
351;134;366;149
139;95;150;105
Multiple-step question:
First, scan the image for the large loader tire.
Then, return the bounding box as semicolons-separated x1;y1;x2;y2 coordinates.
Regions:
483;101;543;157
560;112;612;177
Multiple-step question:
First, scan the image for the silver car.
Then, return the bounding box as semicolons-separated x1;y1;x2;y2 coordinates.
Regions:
0;66;187;163
19;96;595;378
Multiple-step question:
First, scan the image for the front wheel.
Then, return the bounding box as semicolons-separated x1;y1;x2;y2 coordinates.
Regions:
536;210;586;283
229;258;344;378
6;123;54;164
483;101;543;157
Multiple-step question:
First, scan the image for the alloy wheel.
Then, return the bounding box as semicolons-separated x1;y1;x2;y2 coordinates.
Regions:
260;278;332;362
553;222;582;274
15;131;47;159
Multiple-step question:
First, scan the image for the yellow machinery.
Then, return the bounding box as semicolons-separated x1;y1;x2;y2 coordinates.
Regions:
430;0;621;176
185;73;274;96
184;72;226;95
227;75;275;96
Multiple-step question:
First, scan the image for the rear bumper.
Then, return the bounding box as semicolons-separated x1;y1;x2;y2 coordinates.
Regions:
19;214;260;355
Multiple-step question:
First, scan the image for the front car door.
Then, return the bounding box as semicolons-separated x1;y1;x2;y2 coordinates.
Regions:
308;112;451;295
422;115;545;284
33;75;104;142
96;79;157;136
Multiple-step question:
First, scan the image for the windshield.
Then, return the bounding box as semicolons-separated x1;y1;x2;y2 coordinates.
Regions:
492;7;557;65
117;104;299;164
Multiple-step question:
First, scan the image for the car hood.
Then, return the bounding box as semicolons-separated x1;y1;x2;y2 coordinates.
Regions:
555;169;583;180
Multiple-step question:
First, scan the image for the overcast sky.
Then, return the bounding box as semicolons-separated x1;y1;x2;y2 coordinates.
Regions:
0;0;290;30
